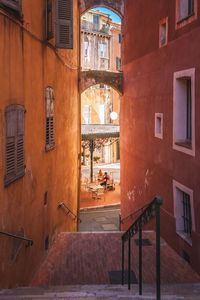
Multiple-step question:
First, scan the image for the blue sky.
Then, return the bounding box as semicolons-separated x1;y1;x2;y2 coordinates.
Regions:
91;7;121;24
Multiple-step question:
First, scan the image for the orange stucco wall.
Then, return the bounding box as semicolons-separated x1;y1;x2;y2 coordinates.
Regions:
0;0;80;288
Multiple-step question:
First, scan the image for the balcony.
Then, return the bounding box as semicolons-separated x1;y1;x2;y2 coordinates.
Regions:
81;20;110;35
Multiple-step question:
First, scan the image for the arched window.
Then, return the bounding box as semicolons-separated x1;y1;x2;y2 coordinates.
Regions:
5;104;25;186
45;87;55;151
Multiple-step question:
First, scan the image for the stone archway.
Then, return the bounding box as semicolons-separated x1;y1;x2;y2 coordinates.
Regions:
79;0;124;17
79;70;123;95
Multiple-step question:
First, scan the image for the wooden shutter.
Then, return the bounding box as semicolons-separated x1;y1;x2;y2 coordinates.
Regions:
56;0;73;49
45;87;55;151
5;105;25;186
46;0;54;40
0;0;21;13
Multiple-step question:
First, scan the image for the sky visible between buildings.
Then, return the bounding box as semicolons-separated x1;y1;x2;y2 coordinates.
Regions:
91;7;121;24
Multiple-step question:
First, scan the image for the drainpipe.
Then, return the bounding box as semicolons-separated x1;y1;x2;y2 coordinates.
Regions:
89;139;94;182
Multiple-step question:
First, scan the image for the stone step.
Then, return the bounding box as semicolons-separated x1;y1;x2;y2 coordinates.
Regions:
1;283;200;299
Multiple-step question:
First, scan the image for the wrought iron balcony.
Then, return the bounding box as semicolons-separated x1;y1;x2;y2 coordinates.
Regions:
81;20;110;35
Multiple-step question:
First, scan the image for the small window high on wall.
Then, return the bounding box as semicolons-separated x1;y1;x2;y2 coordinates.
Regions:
45;87;55;151
177;0;194;21
5;105;25;186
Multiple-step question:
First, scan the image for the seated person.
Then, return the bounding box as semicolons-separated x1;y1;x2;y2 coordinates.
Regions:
100;172;110;187
97;169;103;181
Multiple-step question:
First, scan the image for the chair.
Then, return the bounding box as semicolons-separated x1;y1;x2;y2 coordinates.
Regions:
92;187;105;200
106;179;115;191
81;178;89;190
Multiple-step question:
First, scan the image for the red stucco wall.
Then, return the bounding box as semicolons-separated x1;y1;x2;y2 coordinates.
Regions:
121;0;200;275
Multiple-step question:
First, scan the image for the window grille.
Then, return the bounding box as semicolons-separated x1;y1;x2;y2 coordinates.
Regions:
182;192;192;237
45;87;55;151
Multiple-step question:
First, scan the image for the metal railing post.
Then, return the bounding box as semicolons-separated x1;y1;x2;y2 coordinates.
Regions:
139;222;142;295
122;239;125;285
155;197;162;300
128;236;131;290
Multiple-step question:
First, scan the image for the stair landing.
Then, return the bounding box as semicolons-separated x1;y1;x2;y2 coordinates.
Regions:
31;231;200;286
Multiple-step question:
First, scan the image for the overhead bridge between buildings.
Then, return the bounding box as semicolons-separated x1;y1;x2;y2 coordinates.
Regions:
79;70;123;95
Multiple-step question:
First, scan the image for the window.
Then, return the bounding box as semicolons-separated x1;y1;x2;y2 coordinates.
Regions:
116;57;121;71
5;105;25;186
99;43;106;58
93;15;99;24
0;0;22;17
176;0;196;28
173;180;195;245
173;68;195;156
177;0;194;21
99;104;106;124
45;87;55;151
159;18;168;48
155;113;163;139
119;34;121;43
83;105;91;124
46;0;54;40
56;0;73;49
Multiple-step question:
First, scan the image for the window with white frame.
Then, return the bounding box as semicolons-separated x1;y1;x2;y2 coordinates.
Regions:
83;105;91;124
173;68;195;156
159;17;168;48
155;113;163;139
173;180;195;245
177;0;194;22
99;104;106;124
99;43;106;58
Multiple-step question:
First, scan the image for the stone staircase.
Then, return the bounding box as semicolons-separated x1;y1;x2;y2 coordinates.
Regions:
0;231;200;299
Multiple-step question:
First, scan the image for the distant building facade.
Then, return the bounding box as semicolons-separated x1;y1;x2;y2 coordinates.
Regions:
81;10;121;165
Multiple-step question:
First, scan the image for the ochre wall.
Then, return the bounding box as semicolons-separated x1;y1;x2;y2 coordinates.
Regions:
0;0;80;288
121;0;200;275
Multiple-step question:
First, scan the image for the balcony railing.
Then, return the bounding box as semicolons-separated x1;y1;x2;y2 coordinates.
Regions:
81;20;110;35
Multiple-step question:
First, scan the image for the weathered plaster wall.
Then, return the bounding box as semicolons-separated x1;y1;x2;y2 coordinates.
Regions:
121;0;200;275
0;0;79;288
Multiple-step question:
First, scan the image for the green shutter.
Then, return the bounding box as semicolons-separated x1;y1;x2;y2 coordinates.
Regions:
56;0;73;49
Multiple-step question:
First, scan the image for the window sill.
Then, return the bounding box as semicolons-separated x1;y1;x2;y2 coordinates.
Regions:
176;231;192;246
177;13;195;25
175;140;192;149
45;144;55;152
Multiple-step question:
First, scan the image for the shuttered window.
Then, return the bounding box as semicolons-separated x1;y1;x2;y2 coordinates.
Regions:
0;0;22;15
56;0;73;49
5;105;25;186
45;87;55;151
46;0;54;40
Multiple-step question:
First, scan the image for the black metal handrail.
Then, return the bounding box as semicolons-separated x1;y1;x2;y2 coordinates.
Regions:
58;202;81;223
120;203;149;225
121;196;162;300
0;231;33;247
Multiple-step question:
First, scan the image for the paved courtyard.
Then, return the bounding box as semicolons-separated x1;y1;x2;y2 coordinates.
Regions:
79;205;121;232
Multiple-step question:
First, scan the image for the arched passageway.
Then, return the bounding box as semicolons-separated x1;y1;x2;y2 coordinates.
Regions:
79;0;124;17
79;70;123;95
